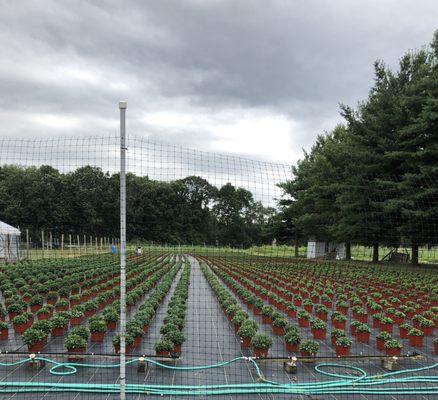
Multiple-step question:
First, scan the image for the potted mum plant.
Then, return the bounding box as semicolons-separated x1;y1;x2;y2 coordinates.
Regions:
419;318;434;336
393;310;405;325
89;317;106;342
154;339;174;357
315;304;328;321
384;339;402;357
272;316;288;336
71;326;90;341
399;323;411;339
332;312;347;330
0;321;9;340
376;331;392;352
331;329;345;346
335;336;352;357
293;294;302;307
251;333;272;358
70;308;85;326
31;320;53;336
51;314;69;336
284;331;301;352
65;333;87;361
408;328;424;347
36;306;52;321
237;321;258;348
103;310;119;331
261;306;274;324
303;298;313;313
164;330;185;355
29;295;44;313
253;299;264;315
7;302;24;321
22;327;47;352
225;304;239;321
380;317;394;334
0;305;6;322
299;340;319;357
12;314;30;334
286;303;297;318
232;312;248;333
311;318;327;340
113;334;135;354
356;323;371;343
297;310;311;327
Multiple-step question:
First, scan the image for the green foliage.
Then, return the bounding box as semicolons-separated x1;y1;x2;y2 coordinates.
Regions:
284;331;301;344
384;339;403;349
0;166;273;246
12;314;29;325
278;32;438;263
408;328;424;337
88;317;106;333
71;327;90;341
154;339;174;352
299;339;319;355
22;328;46;345
31;320;52;335
250;333;273;350
65;333;87;350
336;336;352;347
164;330;185;346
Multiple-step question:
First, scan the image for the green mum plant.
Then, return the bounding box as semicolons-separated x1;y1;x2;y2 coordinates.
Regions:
299;340;319;355
65;333;87;351
250;333;273;350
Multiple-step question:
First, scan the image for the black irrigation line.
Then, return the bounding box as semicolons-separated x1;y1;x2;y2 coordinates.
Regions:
0;351;178;359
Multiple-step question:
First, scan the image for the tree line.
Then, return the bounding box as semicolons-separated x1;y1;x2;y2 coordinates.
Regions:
277;32;438;264
0;165;275;247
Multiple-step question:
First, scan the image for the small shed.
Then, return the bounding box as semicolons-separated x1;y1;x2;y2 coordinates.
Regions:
307;240;327;259
0;221;21;263
307;240;346;260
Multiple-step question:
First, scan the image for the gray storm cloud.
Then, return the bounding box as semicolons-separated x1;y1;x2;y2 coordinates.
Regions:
0;0;436;164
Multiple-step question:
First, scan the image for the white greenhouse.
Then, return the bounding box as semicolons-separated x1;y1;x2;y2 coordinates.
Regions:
0;221;21;263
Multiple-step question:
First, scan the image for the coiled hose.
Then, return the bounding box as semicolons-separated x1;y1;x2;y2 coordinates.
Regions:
0;356;437;396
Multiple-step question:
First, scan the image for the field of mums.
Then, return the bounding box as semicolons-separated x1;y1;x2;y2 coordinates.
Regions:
197;255;438;359
0;254;191;358
0;252;437;362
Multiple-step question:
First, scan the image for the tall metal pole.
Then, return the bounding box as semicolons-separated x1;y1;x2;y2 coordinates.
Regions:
119;100;127;400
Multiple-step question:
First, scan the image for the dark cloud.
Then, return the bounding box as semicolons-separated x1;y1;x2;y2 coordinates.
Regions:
0;0;436;163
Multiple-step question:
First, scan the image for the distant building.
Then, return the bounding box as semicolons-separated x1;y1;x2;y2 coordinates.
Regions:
307;240;346;260
0;221;21;263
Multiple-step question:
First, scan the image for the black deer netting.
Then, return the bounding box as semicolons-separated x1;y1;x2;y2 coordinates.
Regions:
0;134;437;399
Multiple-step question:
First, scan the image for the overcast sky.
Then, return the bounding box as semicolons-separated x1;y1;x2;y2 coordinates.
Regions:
0;0;437;164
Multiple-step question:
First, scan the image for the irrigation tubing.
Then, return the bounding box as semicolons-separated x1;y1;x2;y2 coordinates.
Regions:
0;356;437;396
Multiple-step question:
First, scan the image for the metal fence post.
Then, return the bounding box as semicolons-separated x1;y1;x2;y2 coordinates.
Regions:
119;100;127;400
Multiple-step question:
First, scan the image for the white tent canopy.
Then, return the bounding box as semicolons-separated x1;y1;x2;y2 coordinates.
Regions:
0;221;21;235
0;221;21;262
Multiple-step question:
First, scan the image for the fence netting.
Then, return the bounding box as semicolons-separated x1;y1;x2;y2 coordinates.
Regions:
0;134;437;399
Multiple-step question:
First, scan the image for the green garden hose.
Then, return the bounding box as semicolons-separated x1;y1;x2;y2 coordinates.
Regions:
0;356;436;396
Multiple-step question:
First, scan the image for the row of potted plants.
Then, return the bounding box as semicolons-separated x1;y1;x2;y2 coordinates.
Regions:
113;259;185;354
204;260;325;357
1;256;177;353
206;257;436;354
200;262;276;357
154;261;191;357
